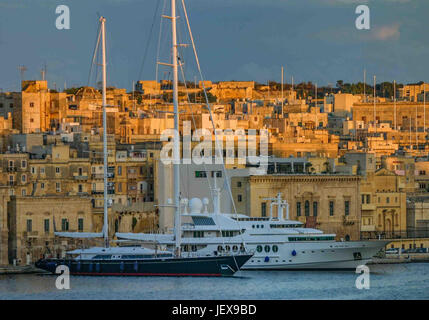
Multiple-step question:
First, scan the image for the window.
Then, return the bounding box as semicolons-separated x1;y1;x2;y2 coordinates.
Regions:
193;231;204;238
261;202;267;217
305;200;310;216
329;201;334;216
237;181;242;188
313;202;318;217
41;182;45;189
26;219;32;232
44;219;49;233
386;197;390;204
40;167;45;174
264;245;270;253
366;195;370;204
21;174;26;183
56;182;61;192
345;201;350;216
55;167;60;174
31;167;36;174
78;218;84;232
118;166;122;176
256;245;263;253
29;102;34;107
61;219;69;231
272;245;278;253
21;189;26;196
195;171;207;178
361;194;365;204
78;184;83;193
296;202;301;217
238;195;242;202
21;160;27;168
211;171;222;178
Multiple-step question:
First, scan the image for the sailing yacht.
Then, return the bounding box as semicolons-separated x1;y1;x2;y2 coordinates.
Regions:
118;190;390;270
35;10;252;277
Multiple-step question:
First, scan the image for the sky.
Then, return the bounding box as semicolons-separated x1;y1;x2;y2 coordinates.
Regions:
0;0;428;91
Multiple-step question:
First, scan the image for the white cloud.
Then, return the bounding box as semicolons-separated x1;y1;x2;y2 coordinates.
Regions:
371;24;400;41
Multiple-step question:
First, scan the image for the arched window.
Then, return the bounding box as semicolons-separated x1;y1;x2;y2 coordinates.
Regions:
313;202;318;217
305;201;310;216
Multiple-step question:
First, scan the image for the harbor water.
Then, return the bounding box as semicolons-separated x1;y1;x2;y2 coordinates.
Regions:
0;263;428;300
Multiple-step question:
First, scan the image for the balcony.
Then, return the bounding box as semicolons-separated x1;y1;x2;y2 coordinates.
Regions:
23;231;39;238
73;173;89;180
92;173;114;179
7;167;17;172
361;225;376;232
361;203;376;211
127;171;139;179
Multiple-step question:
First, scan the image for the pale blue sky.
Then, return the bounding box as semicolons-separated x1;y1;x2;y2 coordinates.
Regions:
0;0;428;91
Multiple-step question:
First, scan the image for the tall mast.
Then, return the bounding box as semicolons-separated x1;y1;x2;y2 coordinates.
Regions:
423;82;426;137
394;80;397;130
100;16;109;248
171;0;181;257
363;68;366;102
281;66;284;117
373;75;376;133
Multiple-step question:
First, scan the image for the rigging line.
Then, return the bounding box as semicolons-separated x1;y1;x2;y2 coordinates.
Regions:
181;0;238;218
178;56;232;253
155;0;168;86
179;2;247;270
137;0;162;81
88;21;102;87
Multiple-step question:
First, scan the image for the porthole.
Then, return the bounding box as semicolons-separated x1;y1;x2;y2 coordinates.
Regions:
225;245;230;252
264;245;270;253
273;245;279;253
240;245;245;252
256;245;263;253
256;225;260;229
217;245;223;252
232;245;238;252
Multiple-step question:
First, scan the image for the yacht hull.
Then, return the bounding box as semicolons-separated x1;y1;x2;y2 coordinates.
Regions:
241;240;389;270
35;254;252;277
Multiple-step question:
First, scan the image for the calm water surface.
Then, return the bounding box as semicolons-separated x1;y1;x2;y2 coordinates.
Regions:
1;263;428;300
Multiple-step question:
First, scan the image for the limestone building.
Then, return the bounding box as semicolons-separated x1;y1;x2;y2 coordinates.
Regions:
231;174;362;240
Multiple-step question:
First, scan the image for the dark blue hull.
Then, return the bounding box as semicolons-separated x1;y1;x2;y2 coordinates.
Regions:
35;254;252;277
